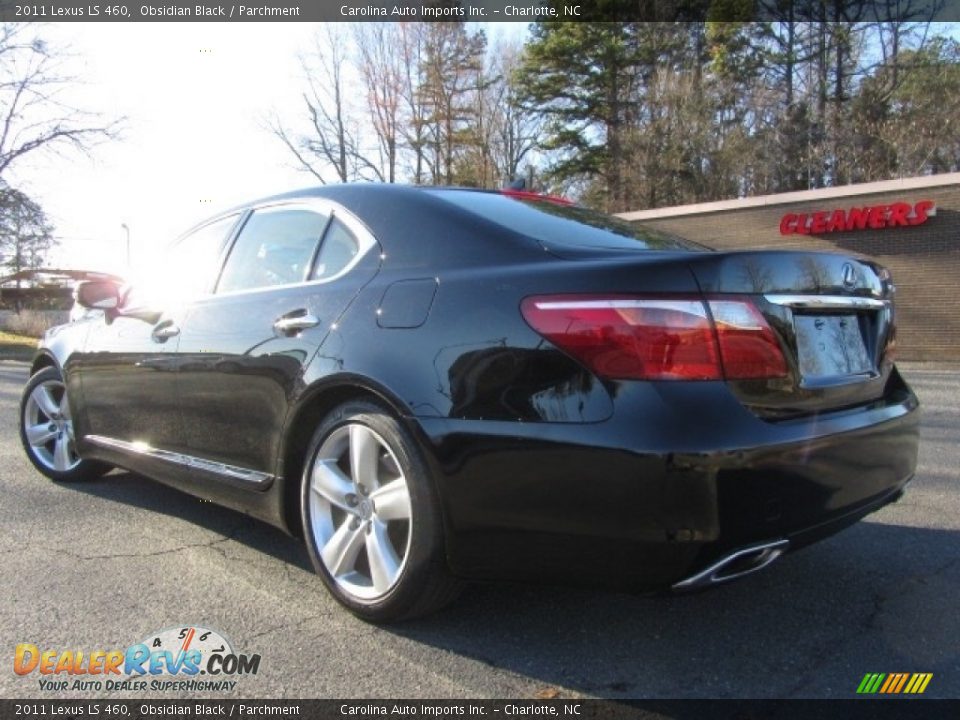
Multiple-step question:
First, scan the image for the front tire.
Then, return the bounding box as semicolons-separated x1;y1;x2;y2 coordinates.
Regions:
19;366;109;482
300;400;461;622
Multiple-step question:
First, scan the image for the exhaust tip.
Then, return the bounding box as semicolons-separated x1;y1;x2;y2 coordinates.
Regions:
672;539;789;592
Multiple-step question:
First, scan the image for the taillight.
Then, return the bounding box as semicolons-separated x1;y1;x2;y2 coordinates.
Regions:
882;316;897;363
878;266;897;362
521;295;721;380
521;295;787;381
707;298;788;379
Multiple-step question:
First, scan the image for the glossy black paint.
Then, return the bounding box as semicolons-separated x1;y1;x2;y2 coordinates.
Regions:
35;184;920;590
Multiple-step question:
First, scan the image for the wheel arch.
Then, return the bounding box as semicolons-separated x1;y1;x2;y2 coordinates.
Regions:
30;350;59;376
278;375;441;539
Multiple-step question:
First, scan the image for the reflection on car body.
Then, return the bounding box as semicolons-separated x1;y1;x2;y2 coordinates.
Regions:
20;184;919;621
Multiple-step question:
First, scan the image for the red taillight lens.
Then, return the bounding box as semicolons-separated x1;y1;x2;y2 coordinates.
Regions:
520;295;721;380
707;299;788;379
521;294;788;381
883;327;897;362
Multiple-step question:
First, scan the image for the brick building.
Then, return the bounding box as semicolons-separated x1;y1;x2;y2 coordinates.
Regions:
620;173;960;362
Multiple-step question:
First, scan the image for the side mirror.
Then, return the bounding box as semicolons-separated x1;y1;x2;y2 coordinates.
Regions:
75;280;120;310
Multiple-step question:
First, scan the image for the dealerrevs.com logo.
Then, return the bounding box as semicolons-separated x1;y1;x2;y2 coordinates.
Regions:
14;625;261;693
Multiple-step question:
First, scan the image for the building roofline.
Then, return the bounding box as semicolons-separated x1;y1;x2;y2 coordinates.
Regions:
617;172;960;222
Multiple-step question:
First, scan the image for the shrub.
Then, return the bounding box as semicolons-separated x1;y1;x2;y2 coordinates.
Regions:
1;310;65;338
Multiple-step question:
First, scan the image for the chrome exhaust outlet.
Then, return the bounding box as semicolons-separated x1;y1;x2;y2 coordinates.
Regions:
672;539;789;592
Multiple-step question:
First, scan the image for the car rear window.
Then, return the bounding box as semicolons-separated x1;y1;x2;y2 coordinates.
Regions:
426;189;706;253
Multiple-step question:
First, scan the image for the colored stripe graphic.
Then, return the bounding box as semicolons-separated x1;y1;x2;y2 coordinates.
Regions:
892;673;909;693
857;672;932;694
906;673;933;694
879;674;896;693
856;673;886;694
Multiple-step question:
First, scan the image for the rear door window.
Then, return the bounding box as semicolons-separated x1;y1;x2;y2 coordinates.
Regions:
217;206;330;294
310;217;360;281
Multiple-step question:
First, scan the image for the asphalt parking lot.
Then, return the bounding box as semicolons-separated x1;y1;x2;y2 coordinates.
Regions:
1;360;958;700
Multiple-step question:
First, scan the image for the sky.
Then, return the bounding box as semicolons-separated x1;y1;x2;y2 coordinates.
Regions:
7;22;529;276
9;21;958;277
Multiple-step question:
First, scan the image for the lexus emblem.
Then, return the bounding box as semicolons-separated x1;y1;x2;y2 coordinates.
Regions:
841;262;857;289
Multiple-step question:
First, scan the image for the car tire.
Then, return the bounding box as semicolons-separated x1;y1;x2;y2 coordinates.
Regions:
19;366;110;482
300;399;461;622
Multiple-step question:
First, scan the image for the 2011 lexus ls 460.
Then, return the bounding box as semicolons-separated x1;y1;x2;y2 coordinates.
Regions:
19;185;919;621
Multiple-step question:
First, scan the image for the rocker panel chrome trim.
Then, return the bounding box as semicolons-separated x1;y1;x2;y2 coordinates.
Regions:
84;434;273;487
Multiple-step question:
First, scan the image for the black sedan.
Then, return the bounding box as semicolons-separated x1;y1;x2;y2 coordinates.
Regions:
19;185;919;622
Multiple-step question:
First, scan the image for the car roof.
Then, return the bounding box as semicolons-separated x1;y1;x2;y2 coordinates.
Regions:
201;184;545;270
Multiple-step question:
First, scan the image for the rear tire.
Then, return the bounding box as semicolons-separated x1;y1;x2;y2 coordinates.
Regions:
19;366;110;482
300;400;461;622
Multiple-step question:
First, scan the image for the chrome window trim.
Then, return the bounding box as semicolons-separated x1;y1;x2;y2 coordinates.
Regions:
209;198;378;300
137;198;379;309
763;294;888;310
84;435;273;487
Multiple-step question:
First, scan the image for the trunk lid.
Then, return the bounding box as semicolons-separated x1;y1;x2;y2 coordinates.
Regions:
685;250;897;417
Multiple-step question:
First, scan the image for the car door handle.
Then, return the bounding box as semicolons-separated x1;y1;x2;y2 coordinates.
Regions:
151;320;180;342
274;312;320;335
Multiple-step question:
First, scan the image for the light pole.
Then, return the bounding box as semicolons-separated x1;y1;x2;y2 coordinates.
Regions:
121;223;130;268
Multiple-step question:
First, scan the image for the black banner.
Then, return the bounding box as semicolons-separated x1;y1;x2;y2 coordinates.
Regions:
1;700;960;720
2;0;960;22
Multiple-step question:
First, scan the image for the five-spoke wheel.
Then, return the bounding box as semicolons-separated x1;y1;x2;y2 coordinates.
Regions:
301;400;461;622
19;366;108;482
23;375;80;473
309;423;412;599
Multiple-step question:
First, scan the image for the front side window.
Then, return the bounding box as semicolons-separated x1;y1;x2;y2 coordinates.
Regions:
129;214;239;309
217;207;329;294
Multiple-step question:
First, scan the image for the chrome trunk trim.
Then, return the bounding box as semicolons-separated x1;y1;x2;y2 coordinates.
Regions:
84;434;273;487
763;294;887;310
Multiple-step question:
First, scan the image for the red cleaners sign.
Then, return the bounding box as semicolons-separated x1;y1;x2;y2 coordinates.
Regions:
780;200;935;236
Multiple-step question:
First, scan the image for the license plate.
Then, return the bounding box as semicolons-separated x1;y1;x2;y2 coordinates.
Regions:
794;315;874;379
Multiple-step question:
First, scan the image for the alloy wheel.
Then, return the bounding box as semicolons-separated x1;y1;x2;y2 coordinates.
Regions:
308;423;413;601
23;379;81;473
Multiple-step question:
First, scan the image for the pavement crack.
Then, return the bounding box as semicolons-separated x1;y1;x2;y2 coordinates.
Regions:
914;556;959;584
46;519;252;561
785;556;959;697
243;614;328;643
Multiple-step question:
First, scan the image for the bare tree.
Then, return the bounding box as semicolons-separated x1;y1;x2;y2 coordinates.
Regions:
272;23;526;190
269;25;380;183
0;24;119;181
354;24;405;184
485;40;542;187
397;23;430;184
419;23;487;185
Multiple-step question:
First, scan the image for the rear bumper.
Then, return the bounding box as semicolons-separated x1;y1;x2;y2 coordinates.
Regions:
672;479;910;592
416;373;920;590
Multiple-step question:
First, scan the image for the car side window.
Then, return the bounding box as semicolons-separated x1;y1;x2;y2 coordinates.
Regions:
311;216;360;281
217;207;329;294
129;214;239;308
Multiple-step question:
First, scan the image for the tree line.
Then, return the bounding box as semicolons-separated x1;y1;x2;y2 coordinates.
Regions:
270;23;542;192
275;18;960;213
2;17;957;281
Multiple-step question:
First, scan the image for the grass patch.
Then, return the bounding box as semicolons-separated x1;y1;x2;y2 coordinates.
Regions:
0;330;37;362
